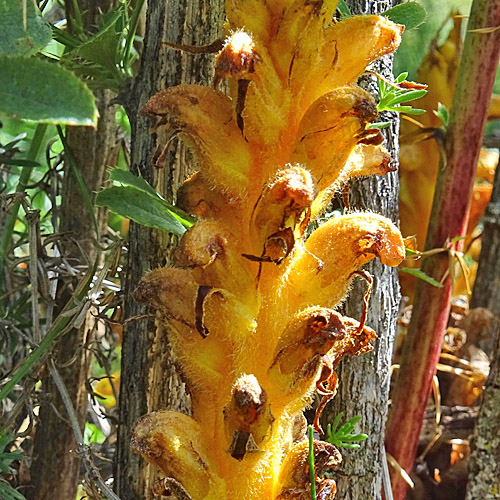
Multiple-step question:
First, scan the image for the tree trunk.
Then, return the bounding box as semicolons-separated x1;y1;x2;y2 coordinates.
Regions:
321;1;400;499
465;155;500;500
28;0;120;496
116;1;224;498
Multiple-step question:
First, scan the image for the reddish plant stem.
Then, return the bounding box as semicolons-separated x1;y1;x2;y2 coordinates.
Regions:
385;1;500;499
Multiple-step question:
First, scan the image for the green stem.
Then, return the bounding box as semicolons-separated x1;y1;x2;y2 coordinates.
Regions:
122;0;146;74
308;425;317;500
0;123;48;288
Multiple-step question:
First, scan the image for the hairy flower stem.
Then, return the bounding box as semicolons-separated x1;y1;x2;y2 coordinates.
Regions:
385;1;500;498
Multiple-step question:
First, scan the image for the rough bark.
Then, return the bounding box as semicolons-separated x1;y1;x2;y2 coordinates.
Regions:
321;2;400;499
465;155;500;500
116;1;224;498
27;1;120;497
386;1;500;499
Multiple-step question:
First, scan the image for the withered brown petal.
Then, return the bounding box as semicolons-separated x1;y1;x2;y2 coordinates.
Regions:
195;285;214;338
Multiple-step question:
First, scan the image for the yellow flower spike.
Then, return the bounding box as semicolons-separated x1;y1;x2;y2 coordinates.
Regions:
285;213;405;311
132;411;226;500
134;0;405;496
275;440;341;499
142;85;251;196
223;374;275;460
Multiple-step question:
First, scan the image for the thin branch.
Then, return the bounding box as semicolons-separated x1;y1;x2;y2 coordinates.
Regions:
48;359;122;500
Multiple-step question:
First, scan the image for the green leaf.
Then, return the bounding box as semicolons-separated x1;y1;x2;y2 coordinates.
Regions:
107;168;196;226
70;7;123;71
96;186;187;235
0;57;97;126
308;425;317;500
326;414;368;449
109;168;159;198
338;442;361;449
387;89;427;106
366;121;391;130
341;433;368;442
84;423;106;445
337;0;351;17
395;72;409;84
399;267;444;287
0;482;27;500
0;158;40;167
384;2;427;30
0;1;51;56
434;102;450;127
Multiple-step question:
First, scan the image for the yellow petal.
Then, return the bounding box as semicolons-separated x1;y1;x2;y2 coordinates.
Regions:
285;213;404;311
132;411;225;499
142;84;251;195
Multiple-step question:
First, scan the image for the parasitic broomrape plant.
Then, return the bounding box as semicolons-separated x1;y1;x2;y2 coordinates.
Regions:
131;1;405;498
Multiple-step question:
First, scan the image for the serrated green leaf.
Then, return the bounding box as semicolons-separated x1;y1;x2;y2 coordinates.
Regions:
384;2;426;30
96;186;186;235
399;267;444;287
0;1;51;56
0;57;97;126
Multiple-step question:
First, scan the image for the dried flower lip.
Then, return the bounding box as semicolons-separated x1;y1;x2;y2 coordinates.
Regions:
195;285;214;338
228;430;260;461
277;440;341;498
264;228;295;263
233;374;267;410
153;478;193;500
174;221;228;268
131;413;162;457
352;98;378;123
316;479;337;500
268;165;318;206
